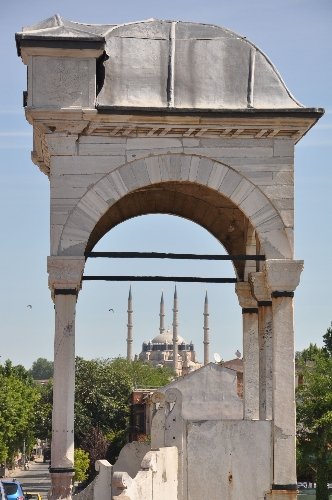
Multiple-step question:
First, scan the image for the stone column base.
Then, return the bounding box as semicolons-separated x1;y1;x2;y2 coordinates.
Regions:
49;471;74;500
265;489;298;499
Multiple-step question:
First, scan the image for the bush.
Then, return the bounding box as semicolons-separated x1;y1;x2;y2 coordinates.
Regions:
74;448;90;483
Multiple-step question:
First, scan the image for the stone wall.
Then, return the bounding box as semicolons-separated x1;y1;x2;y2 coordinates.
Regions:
47;136;294;262
187;420;271;500
112;447;178;500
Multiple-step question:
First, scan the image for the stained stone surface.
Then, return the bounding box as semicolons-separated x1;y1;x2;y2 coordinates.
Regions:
187;420;271;500
159;363;243;420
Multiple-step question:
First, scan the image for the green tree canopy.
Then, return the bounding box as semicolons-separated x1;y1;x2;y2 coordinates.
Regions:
296;328;332;500
323;322;332;357
30;358;54;380
74;357;173;442
33;381;53;441
0;359;33;383
295;342;322;362
0;370;40;463
74;357;174;465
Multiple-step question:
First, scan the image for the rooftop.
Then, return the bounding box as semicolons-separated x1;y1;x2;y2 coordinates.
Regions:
16;16;305;111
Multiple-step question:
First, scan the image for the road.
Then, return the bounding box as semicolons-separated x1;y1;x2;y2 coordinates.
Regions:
4;460;51;499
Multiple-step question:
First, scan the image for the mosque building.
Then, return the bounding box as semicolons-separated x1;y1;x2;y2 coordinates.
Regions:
127;287;206;376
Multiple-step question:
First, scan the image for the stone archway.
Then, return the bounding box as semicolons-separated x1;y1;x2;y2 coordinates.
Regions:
16;14;322;500
57;154;292;263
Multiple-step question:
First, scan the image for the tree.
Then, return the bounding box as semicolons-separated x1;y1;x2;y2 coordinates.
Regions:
74;448;90;483
30;358;54;380
0;370;40;464
74;357;174;467
74;357;133;445
296;329;332;500
323;322;332;357
74;357;173;443
296;342;322;363
0;359;33;383
33;382;53;441
81;427;108;479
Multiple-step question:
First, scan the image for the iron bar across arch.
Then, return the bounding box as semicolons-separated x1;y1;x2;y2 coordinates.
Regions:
82;276;237;283
85;251;265;261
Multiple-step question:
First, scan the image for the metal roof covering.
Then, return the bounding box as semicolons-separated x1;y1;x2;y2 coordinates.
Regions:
16;15;303;111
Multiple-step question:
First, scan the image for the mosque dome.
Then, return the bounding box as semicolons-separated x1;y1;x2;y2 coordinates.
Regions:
151;330;186;345
16;16;302;111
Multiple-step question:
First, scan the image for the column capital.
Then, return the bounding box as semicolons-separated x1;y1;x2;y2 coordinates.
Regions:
264;259;304;294
235;282;257;309
47;256;85;298
249;272;271;303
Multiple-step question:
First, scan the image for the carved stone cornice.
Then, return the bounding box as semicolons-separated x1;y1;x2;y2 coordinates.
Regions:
24;106;320;177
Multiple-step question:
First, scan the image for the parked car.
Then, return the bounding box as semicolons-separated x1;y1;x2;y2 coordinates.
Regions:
26;494;41;500
0;481;7;500
42;449;51;463
1;479;25;500
297;482;307;490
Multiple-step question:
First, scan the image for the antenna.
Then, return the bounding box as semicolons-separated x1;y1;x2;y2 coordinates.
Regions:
213;352;221;363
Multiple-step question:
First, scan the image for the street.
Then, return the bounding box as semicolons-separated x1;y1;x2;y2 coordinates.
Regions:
4;460;51;499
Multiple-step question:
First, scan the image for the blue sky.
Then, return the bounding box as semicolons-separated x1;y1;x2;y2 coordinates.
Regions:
0;0;331;368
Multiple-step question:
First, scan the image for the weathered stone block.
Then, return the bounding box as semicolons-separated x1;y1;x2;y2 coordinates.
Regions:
273;140;294;158
79;143;126;156
51;156;125;175
28;56;96;109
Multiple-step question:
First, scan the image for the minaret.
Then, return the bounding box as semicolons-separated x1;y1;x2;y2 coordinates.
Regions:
203;291;209;365
172;285;179;374
159;291;165;335
127;286;133;361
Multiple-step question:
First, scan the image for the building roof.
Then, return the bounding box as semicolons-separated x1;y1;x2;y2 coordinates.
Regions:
16;16;303;111
223;358;244;373
150;330;186;345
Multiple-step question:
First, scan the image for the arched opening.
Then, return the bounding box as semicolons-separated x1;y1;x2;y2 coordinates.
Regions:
85;181;261;281
76;214;242;364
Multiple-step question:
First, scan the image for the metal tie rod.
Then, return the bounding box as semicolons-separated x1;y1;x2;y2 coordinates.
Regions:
82;276;237;283
85;251;265;261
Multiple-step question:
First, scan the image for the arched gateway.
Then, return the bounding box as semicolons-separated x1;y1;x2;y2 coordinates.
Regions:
16;16;323;499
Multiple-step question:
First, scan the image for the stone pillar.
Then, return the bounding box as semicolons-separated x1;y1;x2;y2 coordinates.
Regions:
47;256;85;500
172;286;179;374
249;272;273;420
235;282;259;420
203;291;209;365
265;259;303;496
127;286;133;362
